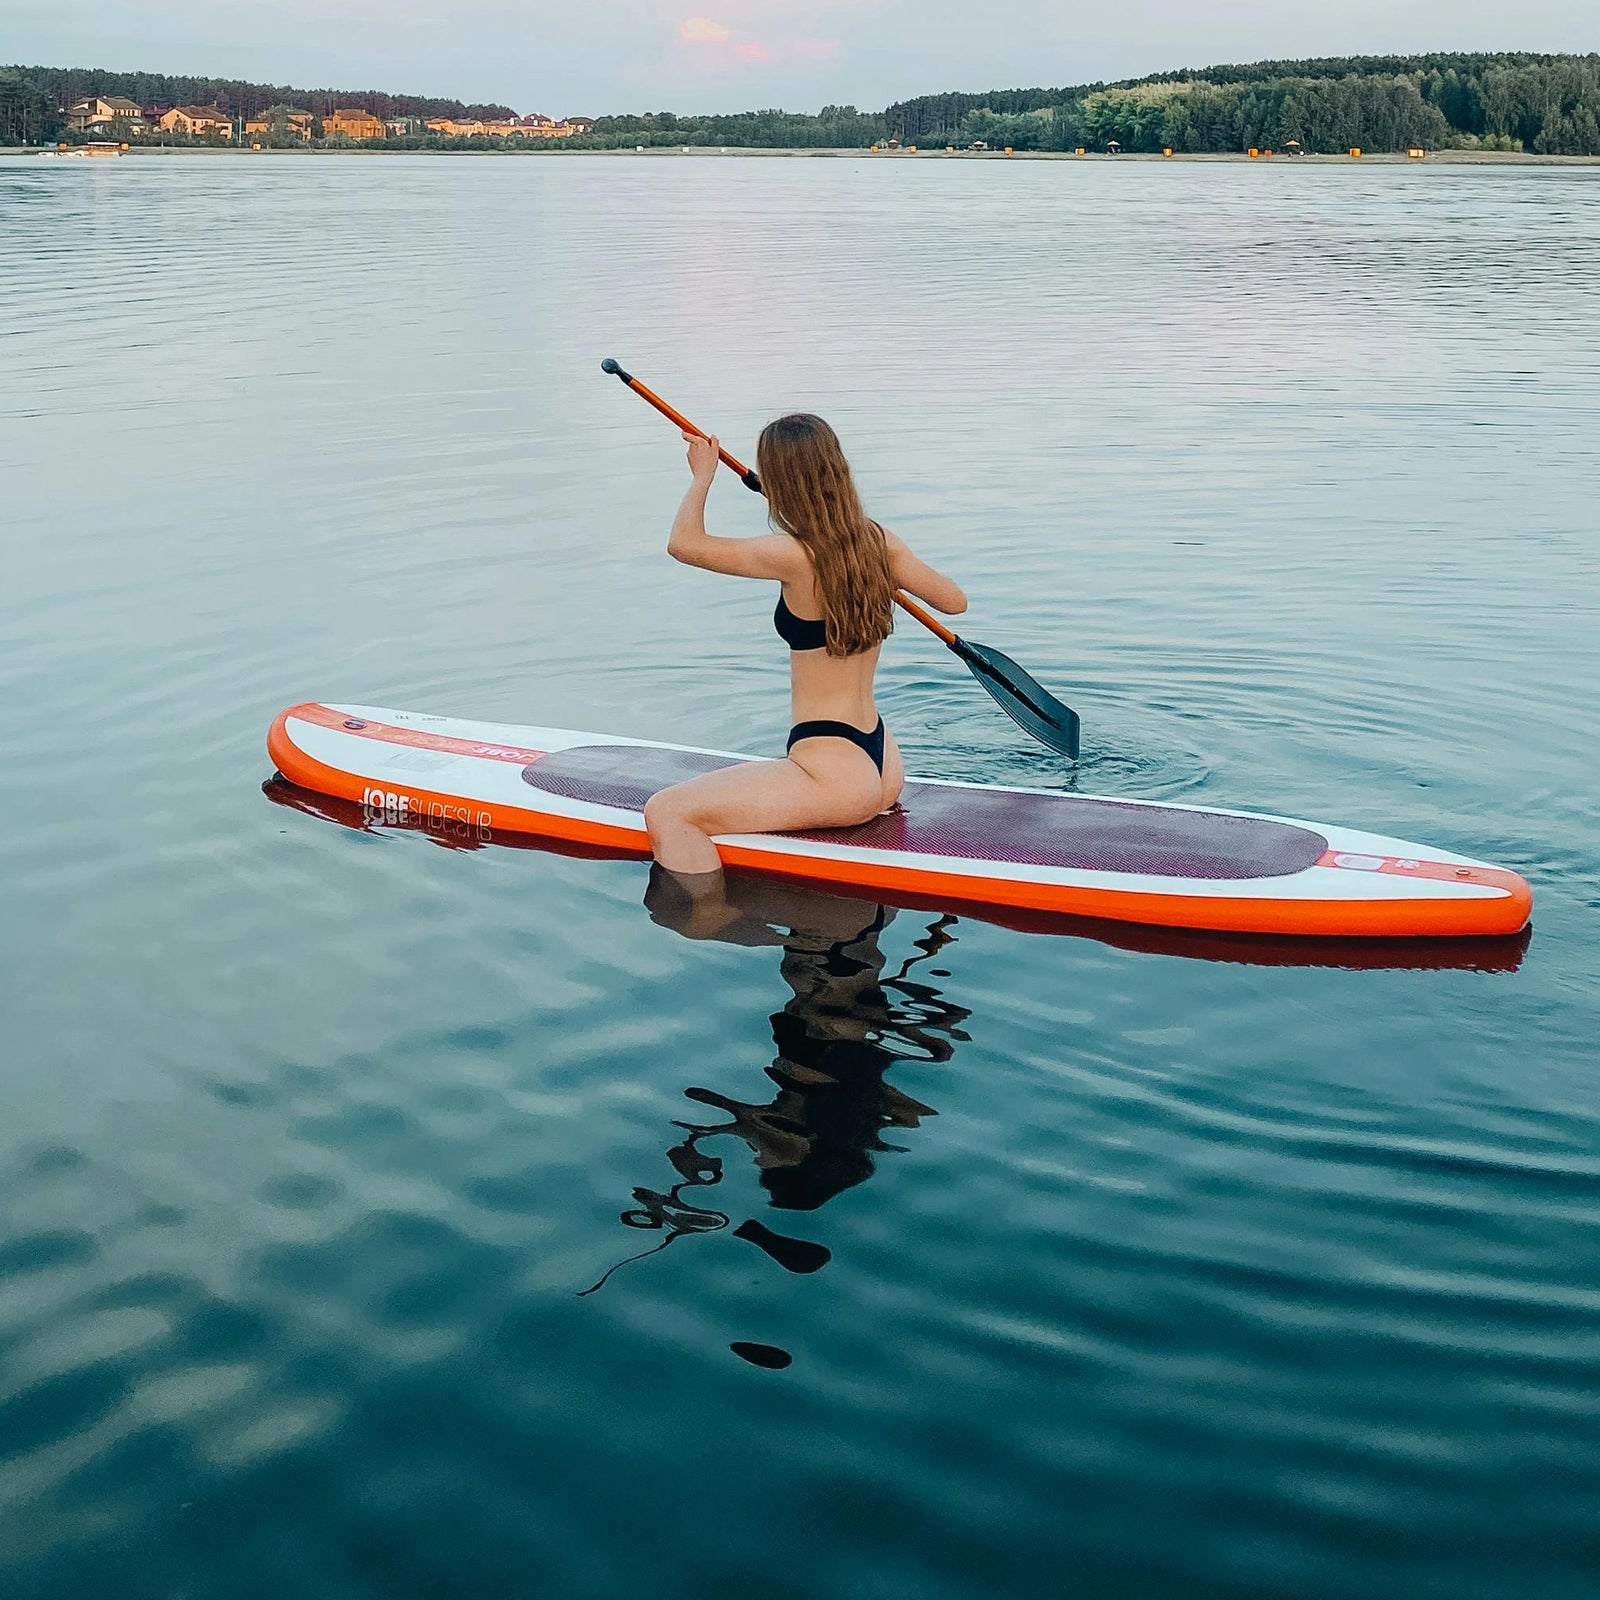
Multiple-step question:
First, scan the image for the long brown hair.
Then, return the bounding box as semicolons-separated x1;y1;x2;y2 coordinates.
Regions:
757;413;894;658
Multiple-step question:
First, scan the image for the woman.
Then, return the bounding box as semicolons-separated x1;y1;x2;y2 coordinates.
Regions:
643;413;967;875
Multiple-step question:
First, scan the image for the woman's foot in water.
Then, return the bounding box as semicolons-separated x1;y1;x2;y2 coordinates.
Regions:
644;862;747;941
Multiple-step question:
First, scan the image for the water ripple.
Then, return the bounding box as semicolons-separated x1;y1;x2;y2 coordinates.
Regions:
4;154;1599;1600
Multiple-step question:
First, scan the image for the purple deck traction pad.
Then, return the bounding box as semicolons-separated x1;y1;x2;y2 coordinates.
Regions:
523;746;1328;881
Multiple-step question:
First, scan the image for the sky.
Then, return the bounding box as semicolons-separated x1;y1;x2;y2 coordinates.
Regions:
4;0;1594;116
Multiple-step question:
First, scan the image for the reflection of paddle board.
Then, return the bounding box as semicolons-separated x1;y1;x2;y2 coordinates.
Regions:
267;702;1532;940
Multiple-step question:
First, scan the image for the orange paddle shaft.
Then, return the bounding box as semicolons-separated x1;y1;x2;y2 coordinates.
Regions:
601;359;957;645
602;361;763;491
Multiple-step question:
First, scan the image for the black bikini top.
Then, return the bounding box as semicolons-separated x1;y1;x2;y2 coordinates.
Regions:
774;594;828;653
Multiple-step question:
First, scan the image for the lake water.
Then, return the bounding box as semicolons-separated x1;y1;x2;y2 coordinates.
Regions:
2;152;1598;1598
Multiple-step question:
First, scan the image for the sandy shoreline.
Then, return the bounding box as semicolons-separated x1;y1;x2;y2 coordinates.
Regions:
5;144;1598;165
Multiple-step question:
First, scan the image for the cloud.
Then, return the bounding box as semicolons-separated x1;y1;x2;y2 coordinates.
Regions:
677;15;732;44
672;10;840;73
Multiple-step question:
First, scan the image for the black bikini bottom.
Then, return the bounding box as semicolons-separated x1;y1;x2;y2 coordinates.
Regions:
786;716;886;774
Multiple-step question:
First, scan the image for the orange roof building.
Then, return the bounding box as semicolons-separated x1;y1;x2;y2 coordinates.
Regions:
66;96;147;132
323;108;386;141
157;106;232;138
245;106;313;141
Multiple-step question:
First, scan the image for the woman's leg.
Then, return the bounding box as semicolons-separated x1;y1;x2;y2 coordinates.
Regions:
643;748;883;873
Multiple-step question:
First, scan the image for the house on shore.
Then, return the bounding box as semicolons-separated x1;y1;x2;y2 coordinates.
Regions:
477;117;556;138
423;113;591;140
323;108;386;141
158;106;232;139
245;106;313;142
66;97;148;134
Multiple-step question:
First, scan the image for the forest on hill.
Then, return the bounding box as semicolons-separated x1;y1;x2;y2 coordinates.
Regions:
3;52;1597;154
883;53;1600;154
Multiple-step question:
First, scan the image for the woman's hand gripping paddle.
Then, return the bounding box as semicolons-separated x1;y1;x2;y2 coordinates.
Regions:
600;358;1082;759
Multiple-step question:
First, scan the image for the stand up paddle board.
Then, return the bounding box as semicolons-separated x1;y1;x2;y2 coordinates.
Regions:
267;703;1531;940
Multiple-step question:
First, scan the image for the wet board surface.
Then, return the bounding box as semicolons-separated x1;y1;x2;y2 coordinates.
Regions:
266;703;1533;939
522;746;1330;881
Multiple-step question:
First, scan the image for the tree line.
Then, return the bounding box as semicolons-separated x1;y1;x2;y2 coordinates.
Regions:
885;54;1600;155
563;106;883;150
5;53;1598;155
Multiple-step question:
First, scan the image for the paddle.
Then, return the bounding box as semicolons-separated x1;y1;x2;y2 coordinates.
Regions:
601;358;1082;760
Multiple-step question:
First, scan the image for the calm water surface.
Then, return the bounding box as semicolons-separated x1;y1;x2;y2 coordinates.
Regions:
3;154;1598;1598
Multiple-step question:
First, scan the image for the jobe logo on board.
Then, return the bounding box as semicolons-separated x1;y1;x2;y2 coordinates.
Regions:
362;786;412;818
361;785;492;834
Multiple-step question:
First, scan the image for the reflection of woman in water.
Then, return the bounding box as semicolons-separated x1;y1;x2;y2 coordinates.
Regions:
581;868;972;1311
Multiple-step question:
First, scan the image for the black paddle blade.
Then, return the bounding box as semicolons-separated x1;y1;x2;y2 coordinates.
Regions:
954;639;1082;760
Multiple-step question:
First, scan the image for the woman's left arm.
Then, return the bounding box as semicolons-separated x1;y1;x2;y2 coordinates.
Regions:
668;432;798;580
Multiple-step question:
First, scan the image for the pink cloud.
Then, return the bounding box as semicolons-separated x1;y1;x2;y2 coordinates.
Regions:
677;15;732;45
672;14;841;73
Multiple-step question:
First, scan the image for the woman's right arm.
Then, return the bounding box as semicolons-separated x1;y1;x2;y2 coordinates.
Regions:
667;431;800;580
886;531;968;615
